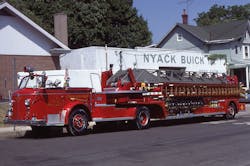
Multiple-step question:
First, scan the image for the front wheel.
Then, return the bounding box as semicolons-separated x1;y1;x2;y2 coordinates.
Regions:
135;106;151;129
67;108;89;136
224;103;236;119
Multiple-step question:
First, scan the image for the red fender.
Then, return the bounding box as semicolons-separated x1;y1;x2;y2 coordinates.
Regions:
62;101;91;125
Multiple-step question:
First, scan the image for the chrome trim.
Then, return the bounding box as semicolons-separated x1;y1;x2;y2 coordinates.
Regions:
4;119;46;126
4;119;64;126
95;104;116;107
13;92;91;96
24;98;31;107
93;117;134;122
166;112;225;120
96;90;145;94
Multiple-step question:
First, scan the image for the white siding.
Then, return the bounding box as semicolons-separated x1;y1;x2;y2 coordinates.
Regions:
160;27;208;53
243;31;250;43
0;15;57;55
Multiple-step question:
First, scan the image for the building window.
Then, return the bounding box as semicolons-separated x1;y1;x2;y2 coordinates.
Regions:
243;45;249;59
235;46;238;54
177;33;183;41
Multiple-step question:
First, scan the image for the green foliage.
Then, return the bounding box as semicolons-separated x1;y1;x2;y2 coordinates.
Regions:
195;4;250;26
6;0;152;48
207;54;226;61
207;54;227;65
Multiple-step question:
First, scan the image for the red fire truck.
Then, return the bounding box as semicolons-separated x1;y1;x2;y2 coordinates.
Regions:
4;66;245;136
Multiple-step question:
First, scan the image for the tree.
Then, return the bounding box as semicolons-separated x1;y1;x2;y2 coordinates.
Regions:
195;4;250;26
6;0;152;48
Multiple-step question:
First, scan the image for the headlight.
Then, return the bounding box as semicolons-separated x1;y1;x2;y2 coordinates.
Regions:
8;100;13;107
24;99;31;107
7;109;13;117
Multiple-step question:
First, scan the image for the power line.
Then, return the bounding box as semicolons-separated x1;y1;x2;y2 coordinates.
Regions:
178;0;194;14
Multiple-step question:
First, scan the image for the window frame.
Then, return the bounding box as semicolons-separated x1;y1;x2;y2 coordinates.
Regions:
235;45;238;54
243;45;250;59
177;33;183;41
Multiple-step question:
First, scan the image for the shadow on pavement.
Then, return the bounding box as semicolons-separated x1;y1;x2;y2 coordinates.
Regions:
16;116;226;139
17;127;68;139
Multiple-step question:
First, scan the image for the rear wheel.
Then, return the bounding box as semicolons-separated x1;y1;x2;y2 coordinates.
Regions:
135;106;150;129
67;108;89;136
225;103;236;119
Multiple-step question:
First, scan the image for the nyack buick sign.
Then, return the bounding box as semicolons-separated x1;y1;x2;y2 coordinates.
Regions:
143;54;205;65
127;51;226;73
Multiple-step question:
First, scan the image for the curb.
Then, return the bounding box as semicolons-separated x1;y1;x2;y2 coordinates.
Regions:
0;126;31;134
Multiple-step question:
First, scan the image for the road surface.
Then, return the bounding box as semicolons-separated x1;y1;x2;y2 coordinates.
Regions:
0;111;250;166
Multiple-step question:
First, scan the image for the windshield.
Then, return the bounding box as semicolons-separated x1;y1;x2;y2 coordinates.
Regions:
19;74;62;89
19;75;44;89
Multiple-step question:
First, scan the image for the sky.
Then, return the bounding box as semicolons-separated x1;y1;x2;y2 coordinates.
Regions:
133;0;250;44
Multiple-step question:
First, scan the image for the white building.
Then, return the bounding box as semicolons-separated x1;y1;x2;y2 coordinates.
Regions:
60;46;226;74
158;13;250;88
0;2;69;99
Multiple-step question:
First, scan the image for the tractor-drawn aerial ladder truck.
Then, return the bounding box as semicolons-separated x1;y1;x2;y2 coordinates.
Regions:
4;66;245;136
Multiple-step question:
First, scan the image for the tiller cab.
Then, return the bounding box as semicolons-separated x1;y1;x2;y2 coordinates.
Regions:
5;66;245;136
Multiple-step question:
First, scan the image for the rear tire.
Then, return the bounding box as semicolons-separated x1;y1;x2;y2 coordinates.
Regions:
225;103;236;119
67;108;89;136
135;106;151;129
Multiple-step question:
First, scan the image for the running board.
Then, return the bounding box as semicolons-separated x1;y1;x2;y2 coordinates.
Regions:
165;112;225;120
92;112;226;123
93;117;134;122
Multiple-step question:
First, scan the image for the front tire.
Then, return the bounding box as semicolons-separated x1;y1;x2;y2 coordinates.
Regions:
225;103;236;119
135;106;151;129
67;108;89;136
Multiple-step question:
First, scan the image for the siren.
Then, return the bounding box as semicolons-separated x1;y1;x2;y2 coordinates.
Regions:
23;66;34;73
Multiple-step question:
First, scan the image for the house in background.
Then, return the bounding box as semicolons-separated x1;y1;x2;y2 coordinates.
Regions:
0;2;70;99
158;10;250;89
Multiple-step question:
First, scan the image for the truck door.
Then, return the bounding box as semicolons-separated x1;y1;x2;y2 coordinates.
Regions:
28;88;64;124
90;73;102;92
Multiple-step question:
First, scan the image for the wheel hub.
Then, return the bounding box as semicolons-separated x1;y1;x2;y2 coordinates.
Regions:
228;107;235;115
139;112;148;126
73;114;85;130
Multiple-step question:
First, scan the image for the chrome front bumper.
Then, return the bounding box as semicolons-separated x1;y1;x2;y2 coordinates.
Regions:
4;118;46;126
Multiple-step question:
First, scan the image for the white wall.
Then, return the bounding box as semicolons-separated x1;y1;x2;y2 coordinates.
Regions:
61;46;226;74
0;15;57;55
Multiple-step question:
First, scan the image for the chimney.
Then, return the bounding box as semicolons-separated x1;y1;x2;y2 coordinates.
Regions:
54;13;68;46
182;9;188;24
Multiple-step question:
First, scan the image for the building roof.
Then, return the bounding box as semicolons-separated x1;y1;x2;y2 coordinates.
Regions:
0;2;70;50
158;20;250;47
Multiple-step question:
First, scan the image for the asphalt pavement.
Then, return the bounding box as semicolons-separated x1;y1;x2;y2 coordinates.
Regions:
0;105;250;166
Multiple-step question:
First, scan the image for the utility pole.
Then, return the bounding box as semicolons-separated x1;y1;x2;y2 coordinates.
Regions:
119;51;123;70
105;44;108;70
